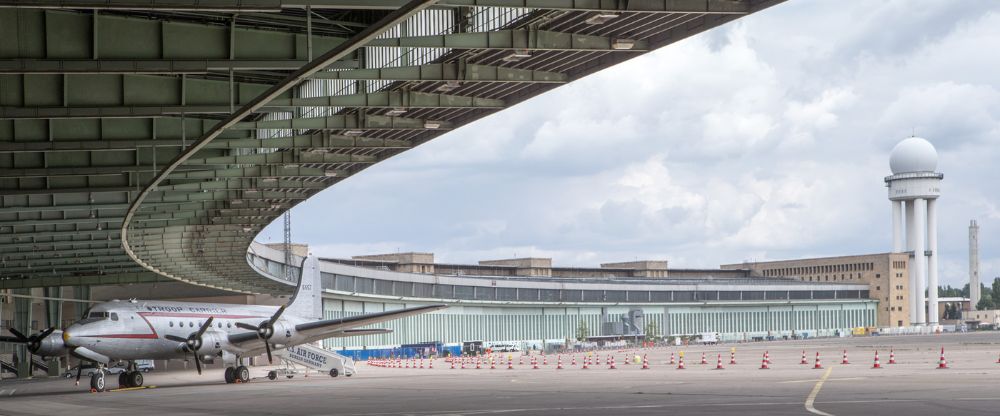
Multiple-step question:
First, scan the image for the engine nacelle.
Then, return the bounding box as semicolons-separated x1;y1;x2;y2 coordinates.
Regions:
196;331;227;357
33;329;70;358
271;321;296;342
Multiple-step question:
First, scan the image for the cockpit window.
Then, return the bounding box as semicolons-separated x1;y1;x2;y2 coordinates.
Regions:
110;313;119;321
88;311;108;319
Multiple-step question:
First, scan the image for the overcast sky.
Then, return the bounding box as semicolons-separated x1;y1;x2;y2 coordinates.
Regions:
259;1;1000;288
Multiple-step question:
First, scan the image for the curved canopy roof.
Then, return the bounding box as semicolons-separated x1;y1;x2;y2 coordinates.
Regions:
0;0;783;294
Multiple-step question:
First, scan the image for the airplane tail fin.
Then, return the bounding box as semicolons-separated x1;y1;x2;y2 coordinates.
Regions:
287;255;323;321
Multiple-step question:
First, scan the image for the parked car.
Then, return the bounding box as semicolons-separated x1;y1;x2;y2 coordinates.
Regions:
62;360;153;378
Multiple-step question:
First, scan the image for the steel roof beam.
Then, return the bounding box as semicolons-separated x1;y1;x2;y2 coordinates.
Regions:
0;272;168;289
367;29;649;51
0;59;359;74
229;113;453;130
0;0;749;14
0;133;410;153
310;63;567;83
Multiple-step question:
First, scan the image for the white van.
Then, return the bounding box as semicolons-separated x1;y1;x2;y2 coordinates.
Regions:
485;342;521;352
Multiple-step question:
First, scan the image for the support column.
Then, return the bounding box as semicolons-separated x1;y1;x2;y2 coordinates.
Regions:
914;198;927;326
892;200;904;252
906;200;917;324
927;199;939;325
43;286;63;376
13;288;31;378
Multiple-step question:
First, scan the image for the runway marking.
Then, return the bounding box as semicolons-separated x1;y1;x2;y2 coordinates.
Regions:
109;385;158;392
779;377;864;384
805;367;834;416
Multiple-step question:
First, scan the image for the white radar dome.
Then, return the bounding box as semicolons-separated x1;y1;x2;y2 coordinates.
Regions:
889;137;938;174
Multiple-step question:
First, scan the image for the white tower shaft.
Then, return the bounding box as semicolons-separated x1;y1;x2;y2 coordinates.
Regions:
906;201;917;323
892;200;904;252
970;220;980;309
926;199;938;325
913;198;927;326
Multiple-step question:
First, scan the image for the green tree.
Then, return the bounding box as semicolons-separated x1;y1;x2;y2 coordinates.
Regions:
575;319;589;341
976;297;995;311
991;278;1000;306
644;319;659;339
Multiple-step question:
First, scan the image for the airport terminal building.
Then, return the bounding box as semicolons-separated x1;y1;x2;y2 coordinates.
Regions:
247;244;878;349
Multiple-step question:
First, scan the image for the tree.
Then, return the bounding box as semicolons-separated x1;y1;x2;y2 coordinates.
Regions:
575;320;589;341
644;319;659;339
991;278;1000;306
976;297;995;311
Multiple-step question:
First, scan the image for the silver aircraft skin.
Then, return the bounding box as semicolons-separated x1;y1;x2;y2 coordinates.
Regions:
2;255;445;390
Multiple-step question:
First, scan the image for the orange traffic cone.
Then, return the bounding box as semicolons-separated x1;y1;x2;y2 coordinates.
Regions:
760;353;770;370
889;349;897;364
532;357;539;370
765;350;771;364
405;359;410;369
872;350;881;369
669;352;676;365
420;358;425;369
571;356;577;366
460;359;466;369
519;356;524;366
609;356;617;370
476;357;482;370
677;355;686;370
556;355;563;370
582;357;590;370
596;355;602;366
814;352;823;369
700;352;707;365
429;359;434;369
507;357;513;370
730;351;736;365
715;353;724;370
642;354;650;370
841;350;849;365
543;356;548;366
937;347;948;369
800;350;808;365
490;358;496;370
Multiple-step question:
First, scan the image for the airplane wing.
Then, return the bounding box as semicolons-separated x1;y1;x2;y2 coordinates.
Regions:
295;304;446;344
227;304;445;347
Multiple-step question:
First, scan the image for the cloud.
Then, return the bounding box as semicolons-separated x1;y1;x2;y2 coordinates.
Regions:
262;1;1000;286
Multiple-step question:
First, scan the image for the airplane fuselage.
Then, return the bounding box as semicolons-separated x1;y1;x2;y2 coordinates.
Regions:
64;300;306;361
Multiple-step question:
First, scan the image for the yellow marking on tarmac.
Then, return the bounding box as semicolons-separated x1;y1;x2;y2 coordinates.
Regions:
109;385;158;392
805;367;834;416
779;377;864;384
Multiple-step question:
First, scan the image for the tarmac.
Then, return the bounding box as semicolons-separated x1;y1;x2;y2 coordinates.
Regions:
2;332;1000;416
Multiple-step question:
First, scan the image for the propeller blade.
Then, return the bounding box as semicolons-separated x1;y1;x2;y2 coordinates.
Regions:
0;336;23;343
35;327;56;341
265;341;273;364
235;322;258;331
27;352;32;377
164;335;187;343
8;328;28;341
195;317;214;339
194;354;202;375
269;305;286;324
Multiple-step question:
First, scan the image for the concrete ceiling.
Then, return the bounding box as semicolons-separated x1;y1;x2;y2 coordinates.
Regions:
0;0;784;294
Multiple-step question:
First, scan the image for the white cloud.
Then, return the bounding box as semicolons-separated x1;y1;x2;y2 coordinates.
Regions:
263;1;1000;287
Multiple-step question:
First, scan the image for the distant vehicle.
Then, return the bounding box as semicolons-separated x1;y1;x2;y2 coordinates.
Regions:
63;363;124;378
111;360;154;373
486;343;521;352
698;332;719;345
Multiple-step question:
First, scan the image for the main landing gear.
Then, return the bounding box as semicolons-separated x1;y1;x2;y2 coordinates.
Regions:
90;371;106;392
224;365;250;384
117;361;145;389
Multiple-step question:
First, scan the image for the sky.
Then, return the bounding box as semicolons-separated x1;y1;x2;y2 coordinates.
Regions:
260;0;1000;288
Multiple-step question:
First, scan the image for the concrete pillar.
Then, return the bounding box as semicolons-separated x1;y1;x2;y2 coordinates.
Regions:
13;288;31;378
927;199;939;325
43;286;64;376
892;200;904;252
75;285;90;319
970;221;981;309
914;198;927;326
906;200;917;324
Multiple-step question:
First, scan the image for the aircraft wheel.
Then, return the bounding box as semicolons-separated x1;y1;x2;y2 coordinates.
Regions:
91;373;106;392
129;371;143;387
267;371;277;380
118;372;128;388
236;365;250;383
329;368;339;378
224;367;236;384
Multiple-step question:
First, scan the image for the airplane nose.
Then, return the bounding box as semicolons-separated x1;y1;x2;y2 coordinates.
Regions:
63;330;74;346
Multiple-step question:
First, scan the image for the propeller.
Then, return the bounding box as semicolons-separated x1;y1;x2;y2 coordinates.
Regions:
6;327;56;377
165;317;214;375
235;305;286;363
